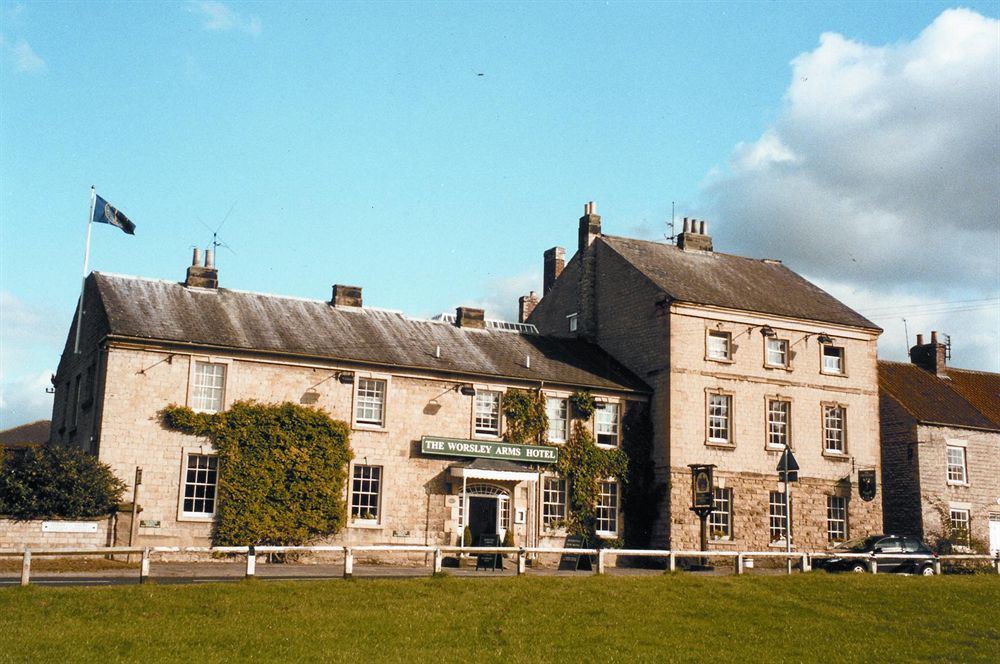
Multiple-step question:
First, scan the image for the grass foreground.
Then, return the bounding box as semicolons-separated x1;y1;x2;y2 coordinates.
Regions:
1;573;998;663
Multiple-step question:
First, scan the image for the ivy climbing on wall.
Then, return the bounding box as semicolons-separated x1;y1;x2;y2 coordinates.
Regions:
556;421;628;547
501;388;548;444
162;400;353;546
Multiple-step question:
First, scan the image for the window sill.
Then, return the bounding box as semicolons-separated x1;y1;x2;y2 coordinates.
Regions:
349;522;383;530
820;370;847;377
709;538;734;545
705;440;735;449
177;515;215;523
823;451;850;461
705;356;735;364
946;481;970;487
768;541;795;549
596;531;619;539
473;433;501;441
596;443;620;450
766;445;787;453
353;424;388;433
763;364;792;372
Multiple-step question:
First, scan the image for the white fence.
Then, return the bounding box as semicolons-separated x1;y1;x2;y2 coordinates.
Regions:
2;544;998;586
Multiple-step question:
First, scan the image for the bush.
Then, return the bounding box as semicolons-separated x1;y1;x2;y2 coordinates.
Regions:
0;446;126;519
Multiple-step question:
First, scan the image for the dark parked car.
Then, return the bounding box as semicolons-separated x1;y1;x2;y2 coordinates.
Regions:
814;535;936;575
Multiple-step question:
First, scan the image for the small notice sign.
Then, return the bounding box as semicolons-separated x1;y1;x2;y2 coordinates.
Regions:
558;535;593;571
41;521;98;534
140;520;161;528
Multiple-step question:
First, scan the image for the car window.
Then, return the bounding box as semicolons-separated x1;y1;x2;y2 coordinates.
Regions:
903;538;927;553
877;537;903;553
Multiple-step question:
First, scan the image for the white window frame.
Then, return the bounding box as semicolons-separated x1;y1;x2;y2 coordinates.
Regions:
350;464;383;525
823;404;847;455
768;491;788;543
596;480;619;537
949;508;971;548
546;397;569;443
542;476;567;529
354;376;388;428
178;449;219;521
827;495;848;542
707;392;732;445
595;402;620;447
709;487;733;540
474;390;501;438
765;338;789;368
946;445;968;485
821;344;845;375
567;313;578;332
767;398;791;451
707;330;733;361
190;359;227;413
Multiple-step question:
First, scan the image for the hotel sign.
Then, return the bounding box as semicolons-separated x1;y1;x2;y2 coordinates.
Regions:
420;436;558;464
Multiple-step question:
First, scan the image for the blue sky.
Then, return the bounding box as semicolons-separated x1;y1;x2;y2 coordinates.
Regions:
2;1;998;428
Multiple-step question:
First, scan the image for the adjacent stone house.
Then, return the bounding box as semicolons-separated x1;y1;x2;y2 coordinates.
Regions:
528;204;884;551
48;250;648;549
879;333;1000;554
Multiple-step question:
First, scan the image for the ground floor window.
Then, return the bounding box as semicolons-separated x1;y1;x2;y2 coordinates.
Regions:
542;477;567;528
596;481;619;536
826;495;848;542
949;509;971;547
351;465;382;522
182;453;218;517
709;488;732;540
768;491;787;543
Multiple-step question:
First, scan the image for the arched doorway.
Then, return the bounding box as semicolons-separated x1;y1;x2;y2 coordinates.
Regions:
462;484;510;545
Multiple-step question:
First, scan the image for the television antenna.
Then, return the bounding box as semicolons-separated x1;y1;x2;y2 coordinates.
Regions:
664;201;677;244
196;201;237;259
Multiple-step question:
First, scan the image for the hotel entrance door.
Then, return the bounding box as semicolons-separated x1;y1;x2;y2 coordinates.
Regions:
468;496;498;544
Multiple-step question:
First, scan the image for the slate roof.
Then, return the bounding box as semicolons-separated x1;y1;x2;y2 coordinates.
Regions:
878;361;1000;431
600;235;879;330
0;420;50;447
91;273;648;393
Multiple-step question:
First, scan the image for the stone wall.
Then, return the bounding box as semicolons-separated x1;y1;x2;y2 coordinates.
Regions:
879;393;922;536
0;516;114;550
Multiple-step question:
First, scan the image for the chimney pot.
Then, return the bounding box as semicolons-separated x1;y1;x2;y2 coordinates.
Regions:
184;247;219;289
700;220;707;235
931;330;938;344
192;247;202;267
456;306;485;329
331;284;363;307
205;248;215;269
916;334;924;345
910;330;948;376
677;217;713;252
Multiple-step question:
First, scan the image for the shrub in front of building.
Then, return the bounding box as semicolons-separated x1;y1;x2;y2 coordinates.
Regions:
163;401;353;546
0;446;126;519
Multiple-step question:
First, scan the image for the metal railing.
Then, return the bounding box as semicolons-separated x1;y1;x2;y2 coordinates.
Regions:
2;545;998;586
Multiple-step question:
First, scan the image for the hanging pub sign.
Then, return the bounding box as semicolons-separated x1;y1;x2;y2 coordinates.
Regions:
858;469;877;502
689;464;715;512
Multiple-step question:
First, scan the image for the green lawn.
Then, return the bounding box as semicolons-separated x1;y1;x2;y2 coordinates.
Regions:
1;574;997;663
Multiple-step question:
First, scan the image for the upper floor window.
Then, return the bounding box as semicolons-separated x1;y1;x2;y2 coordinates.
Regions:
595;403;620;447
181;453;218;518
822;345;845;374
707;331;732;361
356;378;386;427
823;405;846;454
766;338;789;368
474;391;501;437
767;399;791;450
708;393;732;445
546;397;569;443
567;313;578;333
946;445;967;484
192;361;226;413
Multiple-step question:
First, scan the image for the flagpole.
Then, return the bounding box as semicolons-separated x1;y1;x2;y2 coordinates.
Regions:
74;187;97;354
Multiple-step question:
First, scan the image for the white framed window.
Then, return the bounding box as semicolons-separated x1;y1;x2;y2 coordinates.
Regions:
827;495;848;542
192;361;226;412
822;345;845;374
707;331;732;361
709;488;732;540
767;399;791;450
824;405;846;454
949;509;971;547
766;338;789;368
596;403;620;447
355;377;386;427
567;313;578;332
708;393;732;444
596;480;619;536
769;491;787;543
474;390;501;437
546;397;569;443
181;453;218;518
542;477;567;528
946;445;967;484
350;465;382;523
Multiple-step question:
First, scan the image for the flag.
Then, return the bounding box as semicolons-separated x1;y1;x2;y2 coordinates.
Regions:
92;194;136;235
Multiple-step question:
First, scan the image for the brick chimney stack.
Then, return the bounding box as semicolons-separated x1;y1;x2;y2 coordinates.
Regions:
909;330;948;376
543;247;565;295
578;201;601;254
518;291;539;323
677;217;713;252
185;247;219;288
455;307;486;329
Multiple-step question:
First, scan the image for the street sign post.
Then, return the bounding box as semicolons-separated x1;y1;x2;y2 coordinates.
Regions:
776;447;799;573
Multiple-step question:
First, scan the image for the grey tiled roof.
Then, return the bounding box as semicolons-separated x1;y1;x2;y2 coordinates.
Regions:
601;236;880;330
92;273;648;393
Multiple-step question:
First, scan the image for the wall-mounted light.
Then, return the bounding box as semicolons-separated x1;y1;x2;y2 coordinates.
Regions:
337;372;355;384
760;325;776;338
459;385;476;396
817;334;834;344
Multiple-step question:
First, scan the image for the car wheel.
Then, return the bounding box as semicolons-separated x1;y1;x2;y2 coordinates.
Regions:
921;565;935;576
851;563;867;573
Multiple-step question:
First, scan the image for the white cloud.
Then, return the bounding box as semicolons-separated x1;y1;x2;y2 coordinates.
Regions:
0;36;45;73
459;271;541;323
0;370;54;430
185;1;262;36
704;8;999;371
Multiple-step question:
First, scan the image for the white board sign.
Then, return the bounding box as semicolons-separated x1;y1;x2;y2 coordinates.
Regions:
41;521;99;533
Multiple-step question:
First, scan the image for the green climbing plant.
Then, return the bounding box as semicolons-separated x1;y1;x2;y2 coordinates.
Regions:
501;388;548;444
556;421;628;546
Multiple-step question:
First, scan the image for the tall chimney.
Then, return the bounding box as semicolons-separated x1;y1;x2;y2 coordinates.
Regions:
331;285;363;307
456;307;486;329
909;330;948;376
518;291;539;323
677;217;713;252
578;201;602;254
543;247;565;295
185;247;219;289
